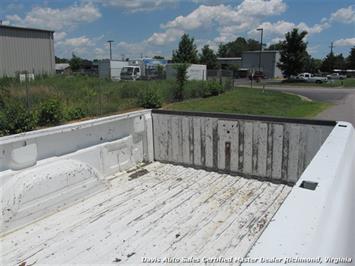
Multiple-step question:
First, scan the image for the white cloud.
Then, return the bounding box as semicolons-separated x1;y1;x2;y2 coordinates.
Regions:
334;38;355;46
94;0;178;12
54;32;67;41
307;44;321;54
63;36;93;47
162;5;229;30
6;3;101;31
114;41;163;58
330;5;355;24
248;20;329;45
147;29;184;45
55;34;105;58
147;0;287;45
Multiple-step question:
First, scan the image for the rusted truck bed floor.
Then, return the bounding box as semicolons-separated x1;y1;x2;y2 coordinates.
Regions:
1;162;291;265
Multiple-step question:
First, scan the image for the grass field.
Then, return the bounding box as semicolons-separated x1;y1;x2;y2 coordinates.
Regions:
1;75;330;136
0;75;215;115
0;75;233;135
165;87;330;118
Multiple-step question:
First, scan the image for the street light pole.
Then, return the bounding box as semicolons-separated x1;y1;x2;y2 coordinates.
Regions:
107;40;114;60
257;28;263;73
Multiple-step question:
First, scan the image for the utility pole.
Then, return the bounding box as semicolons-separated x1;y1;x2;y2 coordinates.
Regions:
107;40;114;60
257;28;264;73
329;42;335;54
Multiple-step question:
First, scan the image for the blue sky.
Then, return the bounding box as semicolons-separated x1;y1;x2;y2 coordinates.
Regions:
1;0;354;60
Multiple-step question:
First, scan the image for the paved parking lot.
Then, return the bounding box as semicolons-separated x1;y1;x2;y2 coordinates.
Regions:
255;86;355;126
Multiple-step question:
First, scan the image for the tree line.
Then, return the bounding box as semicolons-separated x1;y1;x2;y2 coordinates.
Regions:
56;30;355;77
171;31;355;77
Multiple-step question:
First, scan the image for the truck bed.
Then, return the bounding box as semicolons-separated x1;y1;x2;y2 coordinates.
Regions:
2;162;291;265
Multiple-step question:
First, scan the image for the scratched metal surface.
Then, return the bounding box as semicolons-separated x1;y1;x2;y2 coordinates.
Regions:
1;162;291;265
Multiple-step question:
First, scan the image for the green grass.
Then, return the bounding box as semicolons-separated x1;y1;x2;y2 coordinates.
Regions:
268;78;355;88
0;75;234;135
0;75;220;116
165;87;330;118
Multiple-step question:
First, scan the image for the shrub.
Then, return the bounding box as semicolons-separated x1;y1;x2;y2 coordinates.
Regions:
223;79;233;91
137;88;162;109
0;101;37;135
37;98;64;126
202;81;224;98
174;63;189;101
0;111;6;136
65;106;87;121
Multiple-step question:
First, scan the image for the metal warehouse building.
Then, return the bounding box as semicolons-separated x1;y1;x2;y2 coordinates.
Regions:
0;24;55;77
241;50;282;78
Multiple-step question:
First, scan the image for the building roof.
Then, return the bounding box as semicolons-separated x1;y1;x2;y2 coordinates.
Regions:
0;24;54;33
243;50;280;54
217;57;242;61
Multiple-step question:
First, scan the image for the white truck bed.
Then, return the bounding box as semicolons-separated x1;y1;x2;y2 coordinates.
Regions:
1;162;291;265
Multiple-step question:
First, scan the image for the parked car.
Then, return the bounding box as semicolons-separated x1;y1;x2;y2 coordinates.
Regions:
248;71;265;82
326;73;346;80
297;73;328;83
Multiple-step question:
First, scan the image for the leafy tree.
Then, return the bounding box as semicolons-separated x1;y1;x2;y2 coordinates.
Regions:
217;37;261;58
346;47;355;69
320;52;335;72
267;42;283;50
277;28;308;77
217;37;247;57
246;39;261;51
303;55;322;73
55;56;69;63
320;53;345;72
153;55;165;59
199;45;218;69
334;54;346;69
69;53;82;72
174;63;189;101
217;43;228;57
172;34;198;63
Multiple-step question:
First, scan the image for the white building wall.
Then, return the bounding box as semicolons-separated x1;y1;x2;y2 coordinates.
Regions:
98;60;129;80
166;64;207;80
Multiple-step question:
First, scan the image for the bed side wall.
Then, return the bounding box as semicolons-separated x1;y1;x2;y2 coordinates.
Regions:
0;110;154;172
